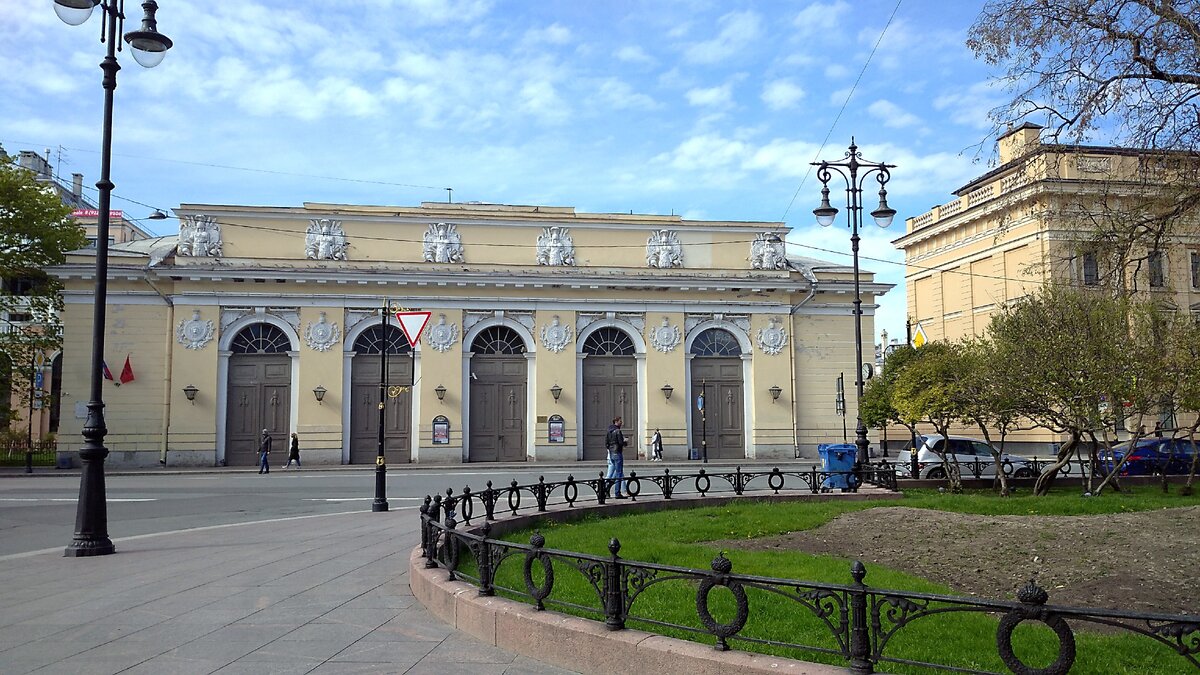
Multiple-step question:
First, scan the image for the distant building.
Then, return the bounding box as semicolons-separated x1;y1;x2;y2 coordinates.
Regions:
51;200;891;467
892;123;1198;450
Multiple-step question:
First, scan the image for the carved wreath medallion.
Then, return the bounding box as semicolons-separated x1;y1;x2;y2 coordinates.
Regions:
425;314;459;352
540;315;572;353
756;318;788;355
176;310;214;350
649;317;682;353
304;312;342;351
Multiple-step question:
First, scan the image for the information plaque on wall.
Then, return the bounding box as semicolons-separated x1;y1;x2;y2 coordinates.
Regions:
432;415;450;445
548;415;565;443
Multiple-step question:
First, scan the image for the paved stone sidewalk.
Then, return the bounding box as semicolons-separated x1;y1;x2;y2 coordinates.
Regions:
0;510;575;674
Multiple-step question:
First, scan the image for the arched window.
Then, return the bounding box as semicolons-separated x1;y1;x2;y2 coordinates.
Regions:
581;327;635;356
353;324;411;355
471;326;526;354
690;328;741;356
230;323;291;354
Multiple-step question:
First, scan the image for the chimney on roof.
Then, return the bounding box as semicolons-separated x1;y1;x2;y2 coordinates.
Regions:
997;122;1044;164
72;173;84;204
17;150;52;178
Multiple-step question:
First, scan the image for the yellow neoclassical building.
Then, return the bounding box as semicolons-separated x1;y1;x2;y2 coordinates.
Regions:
51;201;888;467
893;123;1200;450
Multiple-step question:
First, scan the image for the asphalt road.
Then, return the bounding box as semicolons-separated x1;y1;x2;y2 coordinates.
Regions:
0;461;820;557
0;467;581;557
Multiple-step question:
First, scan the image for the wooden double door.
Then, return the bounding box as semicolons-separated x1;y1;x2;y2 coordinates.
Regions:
690;358;744;460
468;357;526;462
582;356;637;460
350;355;412;464
225;355;291;466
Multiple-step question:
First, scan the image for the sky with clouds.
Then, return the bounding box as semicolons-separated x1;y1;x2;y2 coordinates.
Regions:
2;0;1013;344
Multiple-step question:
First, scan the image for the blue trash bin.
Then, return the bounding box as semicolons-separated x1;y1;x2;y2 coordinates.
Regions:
818;443;858;490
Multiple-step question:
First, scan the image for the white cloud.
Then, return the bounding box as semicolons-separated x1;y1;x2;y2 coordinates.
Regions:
614;45;655;65
686;84;734;108
868;100;922;129
595;78;659;110
684;11;762;64
792;1;850;38
829;86;854;106
524;23;572;46
934;80;1005;130
360;0;493;25
824;63;851;79
761;79;805;110
661;133;751;172
518;80;570;123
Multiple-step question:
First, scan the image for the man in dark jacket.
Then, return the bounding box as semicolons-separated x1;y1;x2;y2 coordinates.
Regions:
605;416;627;498
258;429;272;474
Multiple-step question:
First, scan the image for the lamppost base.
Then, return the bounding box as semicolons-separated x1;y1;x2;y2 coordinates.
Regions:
371;501;389;512
64;538;115;557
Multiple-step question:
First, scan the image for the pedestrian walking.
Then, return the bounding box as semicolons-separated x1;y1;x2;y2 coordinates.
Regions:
282;432;301;469
258;429;272;474
650;428;663;461
606;416;627;498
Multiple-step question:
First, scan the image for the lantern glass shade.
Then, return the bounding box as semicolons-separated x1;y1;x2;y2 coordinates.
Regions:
871;190;896;228
182;384;198;402
549;384;562;401
660;384;674;400
313;385;327;403
813;186;838;227
434;384;447;401
54;0;96;25
769;385;782;401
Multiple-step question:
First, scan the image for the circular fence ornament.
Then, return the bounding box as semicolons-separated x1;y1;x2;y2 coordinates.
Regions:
696;552;749;651
176;310;214;350
996;580;1076;675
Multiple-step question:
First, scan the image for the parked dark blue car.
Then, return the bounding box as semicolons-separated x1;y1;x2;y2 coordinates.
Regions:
1098;438;1198;476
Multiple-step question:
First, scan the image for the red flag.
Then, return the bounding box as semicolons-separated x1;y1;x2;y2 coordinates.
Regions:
119;355;135;385
101;361;114;381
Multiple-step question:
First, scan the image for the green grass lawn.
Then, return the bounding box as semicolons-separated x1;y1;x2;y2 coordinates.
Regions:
450;486;1199;674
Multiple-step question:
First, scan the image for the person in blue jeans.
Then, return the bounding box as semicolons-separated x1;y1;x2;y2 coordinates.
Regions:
258;429;272;474
606;416;627;498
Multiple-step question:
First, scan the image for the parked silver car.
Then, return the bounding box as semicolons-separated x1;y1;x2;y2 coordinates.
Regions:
898;434;1037;479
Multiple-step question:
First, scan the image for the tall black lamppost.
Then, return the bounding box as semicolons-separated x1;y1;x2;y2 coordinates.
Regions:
55;0;172;557
374;301;391;512
812;139;896;470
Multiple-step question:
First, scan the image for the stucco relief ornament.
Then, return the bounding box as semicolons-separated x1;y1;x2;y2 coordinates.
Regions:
646;229;683;268
749;233;787;270
422;222;465;263
425;314;459;352
649;317;682;353
304;312;341;352
305;219;348;261
536;226;575;266
756;318;788;355
176;310;214;350
539;315;572;353
177;215;222;257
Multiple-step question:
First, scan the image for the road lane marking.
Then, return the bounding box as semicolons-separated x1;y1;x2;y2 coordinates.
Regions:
0;498;157;502
0;506;418;562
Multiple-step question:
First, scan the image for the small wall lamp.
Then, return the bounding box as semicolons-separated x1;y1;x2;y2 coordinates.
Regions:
550;383;562;403
313;385;327;404
434;384;446;402
182;384;198;404
661;384;673;400
769;384;782;402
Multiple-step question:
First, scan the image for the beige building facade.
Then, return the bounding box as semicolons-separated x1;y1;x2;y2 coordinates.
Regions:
52;201;887;467
893;123;1200;451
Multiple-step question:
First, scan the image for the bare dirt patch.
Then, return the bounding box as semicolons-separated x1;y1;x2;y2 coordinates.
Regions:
711;505;1200;615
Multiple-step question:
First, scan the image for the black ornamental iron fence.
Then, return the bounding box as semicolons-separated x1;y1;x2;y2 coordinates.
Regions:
889;454;1130;481
441;465;897;524
1;439;57;468
417;473;1200;674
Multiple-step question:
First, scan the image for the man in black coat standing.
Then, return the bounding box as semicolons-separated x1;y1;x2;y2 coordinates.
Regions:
605;416;627;498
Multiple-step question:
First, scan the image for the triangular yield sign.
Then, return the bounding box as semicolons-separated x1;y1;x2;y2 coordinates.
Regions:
395;311;431;348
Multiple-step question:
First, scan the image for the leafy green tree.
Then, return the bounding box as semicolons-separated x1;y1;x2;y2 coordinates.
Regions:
861;345;922;451
0;162;83;425
891;342;967;492
953;337;1023;496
